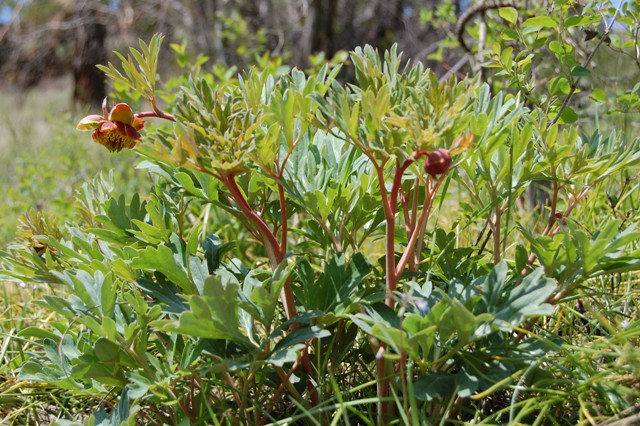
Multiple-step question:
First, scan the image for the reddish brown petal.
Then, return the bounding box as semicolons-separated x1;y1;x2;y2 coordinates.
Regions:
108;103;135;126
116;121;141;140
132;116;145;130
92;121;139;152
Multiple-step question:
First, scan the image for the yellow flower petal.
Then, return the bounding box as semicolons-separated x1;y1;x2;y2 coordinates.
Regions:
76;114;106;131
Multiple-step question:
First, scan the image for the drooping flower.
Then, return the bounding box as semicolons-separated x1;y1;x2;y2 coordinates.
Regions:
77;101;145;152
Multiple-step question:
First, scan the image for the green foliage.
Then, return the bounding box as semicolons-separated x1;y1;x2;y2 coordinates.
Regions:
316;45;474;164
98;35;164;103
455;0;640;133
1;33;639;425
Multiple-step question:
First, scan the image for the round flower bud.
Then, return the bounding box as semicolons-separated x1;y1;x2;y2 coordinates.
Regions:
424;149;452;176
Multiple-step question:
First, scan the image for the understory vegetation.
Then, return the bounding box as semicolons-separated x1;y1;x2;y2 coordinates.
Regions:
1;1;640;425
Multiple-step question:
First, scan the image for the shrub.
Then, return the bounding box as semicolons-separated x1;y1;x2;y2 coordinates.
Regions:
1;34;639;425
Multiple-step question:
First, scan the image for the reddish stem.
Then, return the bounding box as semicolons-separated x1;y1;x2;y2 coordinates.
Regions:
222;174;298;321
136;110;176;122
376;152;430;423
382;154;427;305
222;174;283;263
222;173;319;406
377;355;393;423
389;152;427;213
277;183;288;256
389;159;410;215
395;179;440;276
262;355;304;424
409;180;421;271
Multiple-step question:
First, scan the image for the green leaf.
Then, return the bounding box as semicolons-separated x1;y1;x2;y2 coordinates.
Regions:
295;253;371;314
571;66;590;77
549;76;571;96
501;29;519;41
131;245;196;294
480;260;510;308
104;195;133;231
52;270;104;309
413;371;456;401
549;41;574;55
136;276;188;314
100;273;116;318
74;362;126;387
203;234;234;273
174;172;208;199
123;290;148;316
188;256;209;294
38;296;76;319
449;299;477;345
94;337;121;363
501;47;514;69
558;106;578;124
271;326;330;354
17;327;61;343
457;366;480;398
128;371;153;400
247;262;293;326
564;15;600;28
493;267;556;330
592;88;607;103
521;16;558;29
498;7;518;24
268;343;306;367
515;244;529;274
156;276;251;345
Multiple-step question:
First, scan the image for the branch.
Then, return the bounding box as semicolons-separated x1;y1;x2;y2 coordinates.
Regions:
456;0;519;53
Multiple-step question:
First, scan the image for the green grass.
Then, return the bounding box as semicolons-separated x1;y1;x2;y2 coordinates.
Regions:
0;285;92;424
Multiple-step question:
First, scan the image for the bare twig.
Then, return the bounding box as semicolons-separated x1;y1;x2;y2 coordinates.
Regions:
456;0;519;53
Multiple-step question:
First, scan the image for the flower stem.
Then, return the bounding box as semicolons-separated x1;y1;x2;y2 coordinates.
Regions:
136;110;176;122
395;179;440;276
221;173;320;406
222;174;283;262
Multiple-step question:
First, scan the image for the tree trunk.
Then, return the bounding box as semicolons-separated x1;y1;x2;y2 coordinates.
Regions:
72;3;106;109
311;0;337;56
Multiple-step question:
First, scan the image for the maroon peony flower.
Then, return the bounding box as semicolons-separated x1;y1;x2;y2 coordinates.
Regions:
77;101;145;152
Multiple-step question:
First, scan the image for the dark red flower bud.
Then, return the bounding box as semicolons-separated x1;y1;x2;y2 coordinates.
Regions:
424;149;451;176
